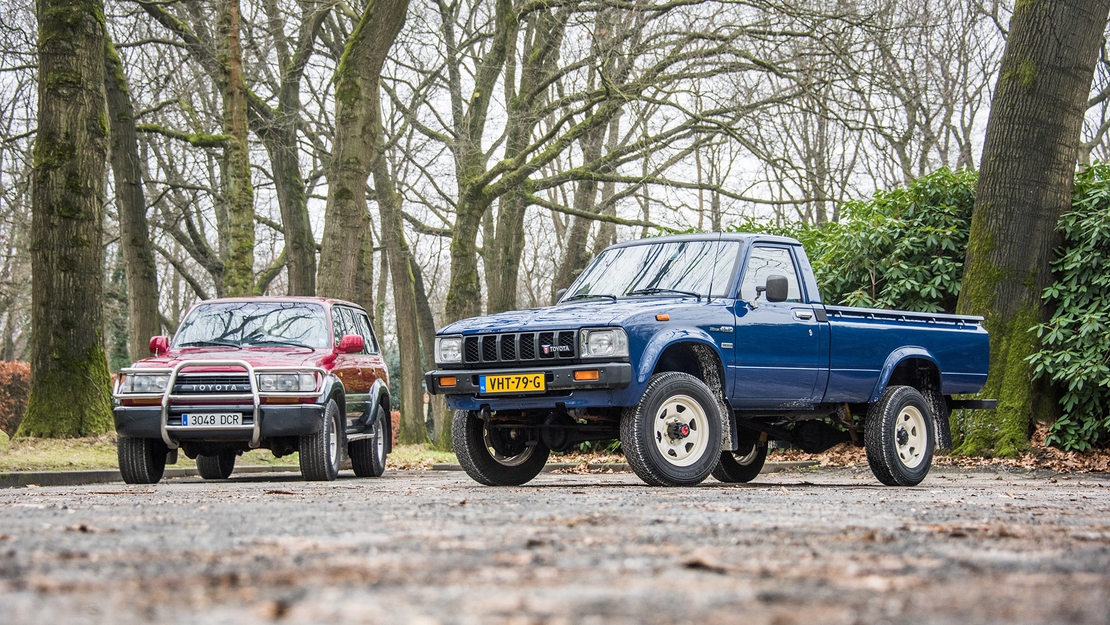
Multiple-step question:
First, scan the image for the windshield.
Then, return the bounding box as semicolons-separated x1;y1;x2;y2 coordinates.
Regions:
563;240;741;301
173;302;331;349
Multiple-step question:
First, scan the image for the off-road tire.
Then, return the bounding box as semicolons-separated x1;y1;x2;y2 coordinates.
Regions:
118;436;168;485
865;385;935;486
452;410;549;486
196;451;236;479
711;441;767;483
620;372;723;487
350;405;387;478
299;398;342;481
922;389;952;451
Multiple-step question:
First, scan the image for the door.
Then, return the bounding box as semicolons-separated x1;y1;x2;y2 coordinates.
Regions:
730;245;827;408
331;306;368;429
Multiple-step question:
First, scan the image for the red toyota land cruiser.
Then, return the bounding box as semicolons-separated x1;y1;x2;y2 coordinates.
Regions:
112;297;391;484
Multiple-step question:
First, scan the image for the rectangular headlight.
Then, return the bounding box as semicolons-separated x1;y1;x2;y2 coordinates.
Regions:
436;335;463;364
579;328;629;358
258;372;317;393
119;373;170;394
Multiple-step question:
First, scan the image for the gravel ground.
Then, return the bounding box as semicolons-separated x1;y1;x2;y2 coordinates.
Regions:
1;465;1109;625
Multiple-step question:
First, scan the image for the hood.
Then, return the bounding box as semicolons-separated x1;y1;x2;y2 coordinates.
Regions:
440;298;694;334
129;347;331;370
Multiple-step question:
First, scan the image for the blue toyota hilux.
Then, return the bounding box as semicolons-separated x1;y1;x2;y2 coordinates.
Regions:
426;233;993;487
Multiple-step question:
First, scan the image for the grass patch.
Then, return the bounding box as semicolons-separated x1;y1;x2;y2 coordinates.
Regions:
388;444;457;470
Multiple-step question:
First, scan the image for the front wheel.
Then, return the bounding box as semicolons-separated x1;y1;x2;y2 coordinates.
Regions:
711;440;767;483
620;372;723;486
118;436;168;485
196;451;236;480
300;399;342;481
452;410;549;486
865;386;935;486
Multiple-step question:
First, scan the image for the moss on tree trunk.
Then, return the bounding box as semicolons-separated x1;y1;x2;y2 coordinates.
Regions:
21;0;114;438
954;0;1110;456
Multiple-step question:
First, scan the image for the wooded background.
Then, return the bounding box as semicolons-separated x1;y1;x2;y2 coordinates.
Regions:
2;0;1109;452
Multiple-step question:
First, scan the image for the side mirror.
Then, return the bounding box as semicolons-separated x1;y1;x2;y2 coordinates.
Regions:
149;336;170;356
338;334;364;354
555;288;567;303
755;274;790;303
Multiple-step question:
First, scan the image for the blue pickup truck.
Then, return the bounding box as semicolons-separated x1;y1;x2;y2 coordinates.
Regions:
427;233;992;487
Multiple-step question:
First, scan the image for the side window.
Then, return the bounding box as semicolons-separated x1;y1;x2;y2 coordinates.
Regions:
739;246;802;303
337;307;365;353
353;312;380;354
331;306;349;347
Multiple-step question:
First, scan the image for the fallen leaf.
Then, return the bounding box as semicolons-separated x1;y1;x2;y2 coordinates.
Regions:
682;556;728;574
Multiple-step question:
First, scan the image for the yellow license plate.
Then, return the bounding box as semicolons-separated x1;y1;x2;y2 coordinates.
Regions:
479;373;545;394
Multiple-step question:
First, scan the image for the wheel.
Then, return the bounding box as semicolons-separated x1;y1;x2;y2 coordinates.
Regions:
196;451;236;479
922;390;952;451
620;372;723;486
300;398;342;481
711;440;767;483
118;436;168;485
452;410;549;486
350;406;387;478
865;386;935;486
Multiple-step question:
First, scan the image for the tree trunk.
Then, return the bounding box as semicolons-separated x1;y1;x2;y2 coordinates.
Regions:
317;0;410;301
19;0;114;438
104;37;161;361
410;254;449;449
955;0;1110;456
218;0;255;297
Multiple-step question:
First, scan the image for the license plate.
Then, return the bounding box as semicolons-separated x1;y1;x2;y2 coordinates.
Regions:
181;413;243;427
479;373;545;394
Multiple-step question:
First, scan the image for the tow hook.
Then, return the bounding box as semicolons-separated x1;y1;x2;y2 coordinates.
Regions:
667;422;691;440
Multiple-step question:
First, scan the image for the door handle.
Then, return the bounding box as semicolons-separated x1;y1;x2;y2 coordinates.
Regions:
793;310;813;321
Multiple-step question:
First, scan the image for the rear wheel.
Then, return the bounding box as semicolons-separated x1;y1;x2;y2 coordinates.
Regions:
118;436;168;485
350;406;387;478
620;372;722;487
196;451;236;480
300;399;342;481
453;410;549;486
711;440;767;483
865;386;935;486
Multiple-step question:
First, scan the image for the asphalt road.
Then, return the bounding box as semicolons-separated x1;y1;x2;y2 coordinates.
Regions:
1;465;1109;625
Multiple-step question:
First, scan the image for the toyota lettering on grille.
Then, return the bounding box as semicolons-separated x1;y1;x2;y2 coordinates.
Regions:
541;344;571;355
184;384;248;392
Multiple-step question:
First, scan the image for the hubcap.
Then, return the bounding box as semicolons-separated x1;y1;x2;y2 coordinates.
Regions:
328;416;339;469
895;405;927;469
483;423;534;467
375;420;385;462
653;394;710;467
732;443;761;466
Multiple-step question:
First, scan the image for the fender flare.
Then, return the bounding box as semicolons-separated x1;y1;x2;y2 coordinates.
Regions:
320;373;346;416
637;328;735;451
869;347;940;403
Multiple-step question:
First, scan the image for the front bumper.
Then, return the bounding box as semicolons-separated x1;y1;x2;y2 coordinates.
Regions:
114;404;324;441
425;362;632;396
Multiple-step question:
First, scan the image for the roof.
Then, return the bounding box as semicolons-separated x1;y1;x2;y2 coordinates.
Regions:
187;295;366;311
604;232;801;249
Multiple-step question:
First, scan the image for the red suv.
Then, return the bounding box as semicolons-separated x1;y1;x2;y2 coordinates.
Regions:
112;297;391;484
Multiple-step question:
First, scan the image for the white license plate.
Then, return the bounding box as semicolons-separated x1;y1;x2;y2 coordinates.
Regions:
181;413;243;427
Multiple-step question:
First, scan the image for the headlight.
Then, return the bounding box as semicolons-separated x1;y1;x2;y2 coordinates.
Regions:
579;328;629;358
119;373;170;394
257;372;317;393
436;335;463;364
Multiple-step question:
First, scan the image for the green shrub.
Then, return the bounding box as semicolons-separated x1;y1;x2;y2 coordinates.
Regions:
1028;164;1110;451
808;168;976;313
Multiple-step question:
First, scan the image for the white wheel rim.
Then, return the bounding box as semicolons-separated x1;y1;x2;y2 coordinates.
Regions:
483;424;534;467
328;416;339;470
732;444;760;466
653;394;710;467
375;420;385;462
895;405;927;469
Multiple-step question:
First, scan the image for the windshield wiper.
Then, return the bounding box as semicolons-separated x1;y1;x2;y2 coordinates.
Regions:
563;293;617;302
247;340;314;349
628;288;702;301
178;339;241;349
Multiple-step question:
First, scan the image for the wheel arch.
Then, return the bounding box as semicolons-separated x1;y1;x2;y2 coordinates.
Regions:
869;348;941;403
644;336;736;452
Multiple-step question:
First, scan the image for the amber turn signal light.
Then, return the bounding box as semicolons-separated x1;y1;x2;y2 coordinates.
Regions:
656;314;670;321
573;370;600;382
439;376;457;388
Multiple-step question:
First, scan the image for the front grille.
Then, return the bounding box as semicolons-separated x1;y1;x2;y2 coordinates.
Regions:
173;374;251;394
461;330;577;367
